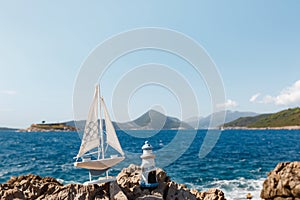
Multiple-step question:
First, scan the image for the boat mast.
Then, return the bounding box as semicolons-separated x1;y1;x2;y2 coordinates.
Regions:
98;85;105;160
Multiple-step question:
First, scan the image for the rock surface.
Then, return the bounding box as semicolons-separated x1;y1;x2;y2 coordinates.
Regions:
261;162;300;200
0;165;226;200
0;174;109;200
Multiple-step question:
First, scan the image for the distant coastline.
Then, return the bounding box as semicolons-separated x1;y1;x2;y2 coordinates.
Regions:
1;107;300;132
223;107;300;130
0;127;18;131
223;125;300;130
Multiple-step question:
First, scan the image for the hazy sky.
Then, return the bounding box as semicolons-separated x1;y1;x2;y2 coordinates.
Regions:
1;1;300;128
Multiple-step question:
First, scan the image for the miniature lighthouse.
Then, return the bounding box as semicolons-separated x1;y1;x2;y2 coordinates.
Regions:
140;141;158;188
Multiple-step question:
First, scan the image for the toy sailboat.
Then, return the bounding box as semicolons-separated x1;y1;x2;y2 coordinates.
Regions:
74;85;125;183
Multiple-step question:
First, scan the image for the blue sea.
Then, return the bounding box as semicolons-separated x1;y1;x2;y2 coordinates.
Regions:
0;129;300;199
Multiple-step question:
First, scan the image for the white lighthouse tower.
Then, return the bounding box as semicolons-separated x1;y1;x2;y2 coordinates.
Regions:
140;141;158;188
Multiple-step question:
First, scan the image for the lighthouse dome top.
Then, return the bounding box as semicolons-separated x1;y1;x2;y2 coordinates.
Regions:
142;141;153;150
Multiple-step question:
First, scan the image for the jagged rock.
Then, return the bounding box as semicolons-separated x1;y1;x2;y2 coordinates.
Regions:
116;164;142;199
0;174;109;200
1;187;25;200
201;188;226;200
114;164;225;200
151;182;167;197
110;181;128;200
165;181;197;200
0;164;226;200
132;185;144;197
261;162;300;200
156;168;169;183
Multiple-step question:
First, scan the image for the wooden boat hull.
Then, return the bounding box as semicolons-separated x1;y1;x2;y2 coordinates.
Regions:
74;156;125;170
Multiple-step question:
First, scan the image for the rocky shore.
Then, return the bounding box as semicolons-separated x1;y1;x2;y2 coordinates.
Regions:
2;162;299;199
0;164;225;200
261;162;300;200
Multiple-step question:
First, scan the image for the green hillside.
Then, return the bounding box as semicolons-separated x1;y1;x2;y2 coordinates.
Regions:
224;107;300;128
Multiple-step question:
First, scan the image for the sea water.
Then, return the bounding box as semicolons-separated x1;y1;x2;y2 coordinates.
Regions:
0;129;299;199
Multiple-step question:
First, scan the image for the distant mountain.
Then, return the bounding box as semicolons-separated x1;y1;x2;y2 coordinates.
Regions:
65;120;87;131
184;116;204;129
185;110;259;129
116;109;193;130
67;109;194;131
65;120;119;131
224;107;300;128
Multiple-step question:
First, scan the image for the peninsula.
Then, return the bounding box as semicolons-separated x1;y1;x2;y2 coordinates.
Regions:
224;107;300;130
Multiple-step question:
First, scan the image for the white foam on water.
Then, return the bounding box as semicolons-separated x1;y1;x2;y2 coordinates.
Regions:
60;163;75;172
0;170;10;178
56;178;81;185
187;178;264;200
249;167;262;173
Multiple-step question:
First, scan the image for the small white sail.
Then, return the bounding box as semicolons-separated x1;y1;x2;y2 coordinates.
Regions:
101;98;124;156
76;86;100;158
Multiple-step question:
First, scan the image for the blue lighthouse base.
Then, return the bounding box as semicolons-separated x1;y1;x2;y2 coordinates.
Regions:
140;181;159;188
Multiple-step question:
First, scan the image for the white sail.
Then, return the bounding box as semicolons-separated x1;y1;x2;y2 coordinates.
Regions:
76;86;100;158
101;98;124;156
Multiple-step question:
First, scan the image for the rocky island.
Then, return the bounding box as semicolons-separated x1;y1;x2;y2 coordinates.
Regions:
18;123;77;132
0;164;225;200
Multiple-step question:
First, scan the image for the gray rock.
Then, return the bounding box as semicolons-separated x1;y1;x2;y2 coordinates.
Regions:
110;181;128;200
151;182;167;197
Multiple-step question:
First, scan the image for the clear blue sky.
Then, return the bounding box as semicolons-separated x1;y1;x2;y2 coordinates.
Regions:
0;1;299;128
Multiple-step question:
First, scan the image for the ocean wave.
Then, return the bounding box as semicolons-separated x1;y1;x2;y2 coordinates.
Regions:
186;178;264;200
56;178;81;185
